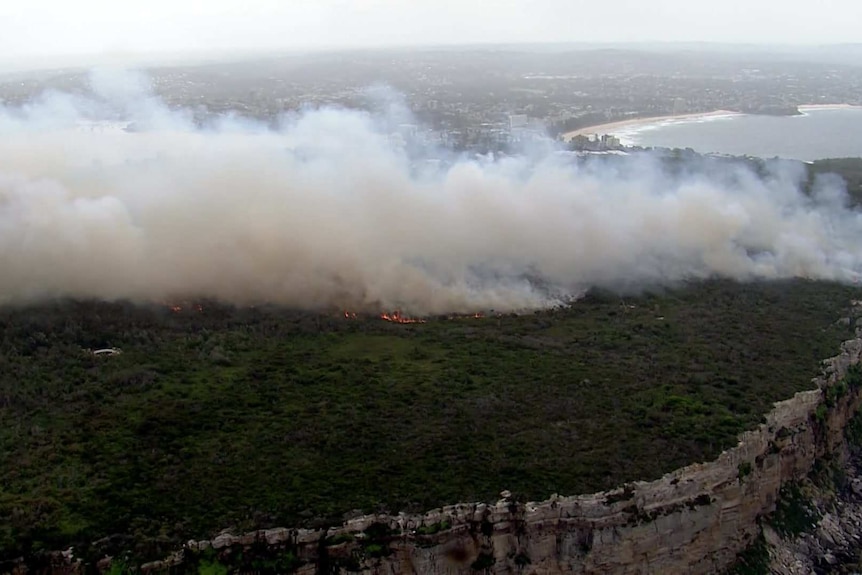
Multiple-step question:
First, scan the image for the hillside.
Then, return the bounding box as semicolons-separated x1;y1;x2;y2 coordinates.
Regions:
1;279;859;563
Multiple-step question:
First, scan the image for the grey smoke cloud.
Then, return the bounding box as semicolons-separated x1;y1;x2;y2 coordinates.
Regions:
0;70;860;314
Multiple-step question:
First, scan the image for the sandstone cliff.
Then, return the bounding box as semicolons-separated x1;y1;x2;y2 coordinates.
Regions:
765;447;862;574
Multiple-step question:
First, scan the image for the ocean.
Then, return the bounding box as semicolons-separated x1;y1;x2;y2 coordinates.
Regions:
616;108;862;161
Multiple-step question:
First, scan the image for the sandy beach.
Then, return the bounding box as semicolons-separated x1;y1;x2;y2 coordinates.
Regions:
561;110;739;142
798;103;862;111
561;104;862;142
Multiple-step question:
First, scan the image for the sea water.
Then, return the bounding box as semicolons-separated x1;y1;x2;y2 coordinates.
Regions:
617;108;862;161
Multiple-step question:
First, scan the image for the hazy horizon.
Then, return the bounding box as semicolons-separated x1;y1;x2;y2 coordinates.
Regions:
3;41;862;77
3;0;862;72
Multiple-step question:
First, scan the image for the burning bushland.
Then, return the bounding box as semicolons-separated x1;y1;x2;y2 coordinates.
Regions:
1;70;862;315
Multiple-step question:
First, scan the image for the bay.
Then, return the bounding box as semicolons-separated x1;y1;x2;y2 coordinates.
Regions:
617;108;862;161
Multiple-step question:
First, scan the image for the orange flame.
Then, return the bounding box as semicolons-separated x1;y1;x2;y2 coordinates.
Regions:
343;311;357;319
157;301;205;313
380;311;426;324
446;312;486;320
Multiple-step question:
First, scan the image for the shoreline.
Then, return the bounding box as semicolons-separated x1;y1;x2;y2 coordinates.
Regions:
561;110;739;142
561;103;862;142
798;103;862;111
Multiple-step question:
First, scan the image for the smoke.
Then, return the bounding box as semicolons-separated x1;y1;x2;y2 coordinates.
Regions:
0;69;860;314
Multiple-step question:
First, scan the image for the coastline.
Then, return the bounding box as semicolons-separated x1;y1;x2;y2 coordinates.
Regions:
561;110;739;142
561;104;862;143
798;103;862;111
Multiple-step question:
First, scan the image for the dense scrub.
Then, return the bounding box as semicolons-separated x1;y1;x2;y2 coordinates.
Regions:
809;158;862;205
0;279;859;562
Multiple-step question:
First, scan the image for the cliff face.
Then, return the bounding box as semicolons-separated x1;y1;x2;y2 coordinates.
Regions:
147;334;862;575
765;447;862;573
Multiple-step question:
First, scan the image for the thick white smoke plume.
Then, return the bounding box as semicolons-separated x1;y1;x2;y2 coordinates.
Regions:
0;70;860;314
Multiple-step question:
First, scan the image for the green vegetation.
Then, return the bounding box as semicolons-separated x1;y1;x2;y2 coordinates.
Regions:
197;559;228;575
358;523;393;559
809;158;862;206
845;363;862;390
811;456;848;496
470;552;495;571
324;532;354;546
725;531;771;575
824;378;850;407
769;483;819;537
846;411;862;448
513;552;530;567
415;520;451;536
106;560;131;575
187;544;301;575
815;403;829;425
0;279;858;563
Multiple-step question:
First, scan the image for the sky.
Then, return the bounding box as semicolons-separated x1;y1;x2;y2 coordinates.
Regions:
1;0;861;70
